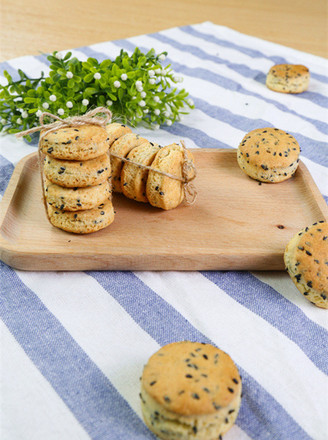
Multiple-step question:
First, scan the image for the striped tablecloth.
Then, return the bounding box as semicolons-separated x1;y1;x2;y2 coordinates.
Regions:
1;22;327;440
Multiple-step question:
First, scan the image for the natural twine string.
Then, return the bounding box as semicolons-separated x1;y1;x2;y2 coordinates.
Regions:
15;109;197;208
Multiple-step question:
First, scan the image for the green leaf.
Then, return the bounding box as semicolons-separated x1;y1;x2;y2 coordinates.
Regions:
84;72;94;83
67;79;75;88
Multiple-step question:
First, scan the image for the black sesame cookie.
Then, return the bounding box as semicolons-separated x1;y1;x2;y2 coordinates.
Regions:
266;64;310;94
284;222;328;309
237;128;300;183
43;153;111;188
140;341;242;440
44;177;111;211
105;123;132;146
146;144;195;210
121;141;161;203
47;199;114;234
39;125;110;160
109;133;148;192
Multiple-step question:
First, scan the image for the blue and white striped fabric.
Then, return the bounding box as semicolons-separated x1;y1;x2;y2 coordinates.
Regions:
1;22;327;440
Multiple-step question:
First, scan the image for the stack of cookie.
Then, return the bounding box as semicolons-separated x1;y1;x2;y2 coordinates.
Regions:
109;134;195;210
40;124;116;234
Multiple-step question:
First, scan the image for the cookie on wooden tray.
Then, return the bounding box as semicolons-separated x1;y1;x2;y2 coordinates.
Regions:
237;127;300;183
109;133;148;192
121;141;161;202
43;153;111;188
105;122;132;146
44;177;111;211
39;125;110;160
140;341;242;440
284;221;328;309
47;199;115;234
266;64;310;94
146;143;195;210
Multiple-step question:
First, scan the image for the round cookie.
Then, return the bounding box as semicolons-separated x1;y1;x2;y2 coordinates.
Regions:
140;341;242;440
43;153;111;188
237;128;300;183
266;64;310;94
146;144;195;210
109;133;148;192
284;221;328;309
121;141;161;202
44;177;111;211
105;122;132;146
47;199;115;234
40;125;110;160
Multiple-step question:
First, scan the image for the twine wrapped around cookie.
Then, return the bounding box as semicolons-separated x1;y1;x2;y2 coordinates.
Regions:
110;139;197;205
15;108;113;225
15;107;112;140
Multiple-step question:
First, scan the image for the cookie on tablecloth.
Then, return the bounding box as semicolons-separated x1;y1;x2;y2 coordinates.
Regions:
121;141;161;202
284;221;328;309
237;128;300;183
44;177;111;211
43;153;111;188
140;341;242;440
47;199;114;234
146;143;195;210
40;125;109;160
266;64;310;93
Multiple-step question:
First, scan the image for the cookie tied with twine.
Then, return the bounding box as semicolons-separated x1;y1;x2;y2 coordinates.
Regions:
110;140;197;206
15;107;113;227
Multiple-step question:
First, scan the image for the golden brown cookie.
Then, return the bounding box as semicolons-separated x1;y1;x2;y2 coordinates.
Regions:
43;153;111;188
105;123;132;146
237;128;300;183
44;177;111;211
266;64;310;94
146;144;195;210
140;341;242;440
47;199;114;234
109;133;148;192
121;142;161;202
40;125;110;160
284;221;328;309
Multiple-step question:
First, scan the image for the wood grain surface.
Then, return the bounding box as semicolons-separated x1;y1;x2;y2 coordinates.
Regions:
1;150;327;271
0;0;327;62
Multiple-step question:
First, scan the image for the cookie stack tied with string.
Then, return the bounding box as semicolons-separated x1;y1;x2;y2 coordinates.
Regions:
39;108;115;234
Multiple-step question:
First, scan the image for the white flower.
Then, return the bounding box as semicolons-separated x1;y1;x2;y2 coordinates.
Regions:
143;109;149;113
166;120;172;126
94;72;101;80
36;110;42;117
135;80;143;88
55;52;63;60
138;100;146;107
149;79;156;85
114;80;121;88
82;99;89;106
106;100;112;106
121;73;128;81
176;75;184;83
42;102;49;109
1;118;7;124
57;108;65;116
153;96;160;103
187;98;194;106
132;96;136;100
140;91;146;98
16;118;22;124
49;94;56;102
66;101;73;108
152;124;160;130
155;68;161;74
66;71;73;79
158;54;166;61
136;85;143;92
21;111;28;118
154;109;160;116
148;70;155;77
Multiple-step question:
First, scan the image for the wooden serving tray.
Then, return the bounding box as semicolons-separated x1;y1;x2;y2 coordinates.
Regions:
0;149;327;271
